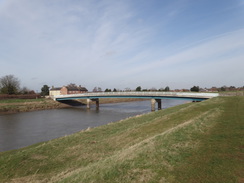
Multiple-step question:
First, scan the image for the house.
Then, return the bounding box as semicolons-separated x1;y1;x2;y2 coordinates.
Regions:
49;85;88;97
210;87;218;92
60;85;88;95
49;87;62;97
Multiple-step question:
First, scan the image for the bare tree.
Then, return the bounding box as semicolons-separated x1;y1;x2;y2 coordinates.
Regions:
0;75;20;94
125;87;131;92
93;87;102;92
67;83;77;88
21;86;30;94
150;87;157;91
97;87;102;92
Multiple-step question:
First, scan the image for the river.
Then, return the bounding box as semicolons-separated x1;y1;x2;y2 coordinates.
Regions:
0;99;187;152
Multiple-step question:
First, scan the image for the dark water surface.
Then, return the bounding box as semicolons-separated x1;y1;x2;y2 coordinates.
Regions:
0;99;187;152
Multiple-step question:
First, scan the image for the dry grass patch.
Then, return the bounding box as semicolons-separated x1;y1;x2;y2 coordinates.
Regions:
31;154;48;160
56;107;221;182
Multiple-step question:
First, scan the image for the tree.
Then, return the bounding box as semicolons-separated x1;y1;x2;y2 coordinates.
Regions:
125;87;131;92
93;87;102;92
113;88;117;92
105;88;111;92
41;85;50;96
220;86;226;92
164;86;170;91
97;87;102;92
67;83;76;88
190;86;199;92
229;86;236;91
21;86;30;94
29;90;36;94
150;87;157;91
20;87;36;94
93;87;98;92
0;75;20;94
136;86;141;91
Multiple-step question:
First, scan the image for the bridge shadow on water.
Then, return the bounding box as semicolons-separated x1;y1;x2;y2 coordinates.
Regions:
58;100;86;106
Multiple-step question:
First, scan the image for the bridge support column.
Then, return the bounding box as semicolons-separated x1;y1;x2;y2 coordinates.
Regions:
87;99;91;109
87;98;99;109
156;99;162;110
151;99;156;111
151;99;162;111
93;98;99;109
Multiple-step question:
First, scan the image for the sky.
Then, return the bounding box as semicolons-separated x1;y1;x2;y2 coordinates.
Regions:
0;0;243;92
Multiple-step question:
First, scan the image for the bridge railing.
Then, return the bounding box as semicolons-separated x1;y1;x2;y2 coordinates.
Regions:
54;91;219;100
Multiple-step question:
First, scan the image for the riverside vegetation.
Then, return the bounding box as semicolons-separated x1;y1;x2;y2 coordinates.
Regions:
0;98;65;114
0;96;243;182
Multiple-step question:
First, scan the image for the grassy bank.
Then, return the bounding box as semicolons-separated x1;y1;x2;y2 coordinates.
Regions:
0;96;243;182
0;98;67;114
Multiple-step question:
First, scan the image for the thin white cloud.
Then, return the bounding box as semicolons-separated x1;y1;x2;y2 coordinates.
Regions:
118;29;244;76
0;0;243;90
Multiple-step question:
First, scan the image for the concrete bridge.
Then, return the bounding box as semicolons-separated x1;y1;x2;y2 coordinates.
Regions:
53;92;219;111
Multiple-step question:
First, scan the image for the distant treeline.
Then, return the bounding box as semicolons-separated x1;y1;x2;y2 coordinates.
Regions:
0;94;41;100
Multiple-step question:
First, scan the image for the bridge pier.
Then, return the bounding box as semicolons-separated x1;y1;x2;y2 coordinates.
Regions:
94;98;99;109
151;99;156;111
87;99;91;109
87;98;99;109
151;98;162;111
151;99;162;111
157;99;162;110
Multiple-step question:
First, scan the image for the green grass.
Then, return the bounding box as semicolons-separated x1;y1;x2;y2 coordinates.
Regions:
0;96;243;182
219;90;244;96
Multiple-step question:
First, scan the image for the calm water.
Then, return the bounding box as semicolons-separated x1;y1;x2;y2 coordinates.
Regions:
0;99;187;152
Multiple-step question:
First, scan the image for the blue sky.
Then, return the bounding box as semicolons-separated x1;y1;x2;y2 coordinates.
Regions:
0;0;243;91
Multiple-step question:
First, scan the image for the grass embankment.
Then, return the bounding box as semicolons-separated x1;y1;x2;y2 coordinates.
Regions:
0;96;243;182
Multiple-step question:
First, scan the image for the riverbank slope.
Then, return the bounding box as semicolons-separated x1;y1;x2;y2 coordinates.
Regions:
0;96;243;182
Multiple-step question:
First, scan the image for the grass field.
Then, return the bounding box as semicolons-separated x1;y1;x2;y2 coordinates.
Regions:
0;98;45;103
0;96;243;182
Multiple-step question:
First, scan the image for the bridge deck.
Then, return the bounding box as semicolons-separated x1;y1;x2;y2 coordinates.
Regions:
54;92;219;101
